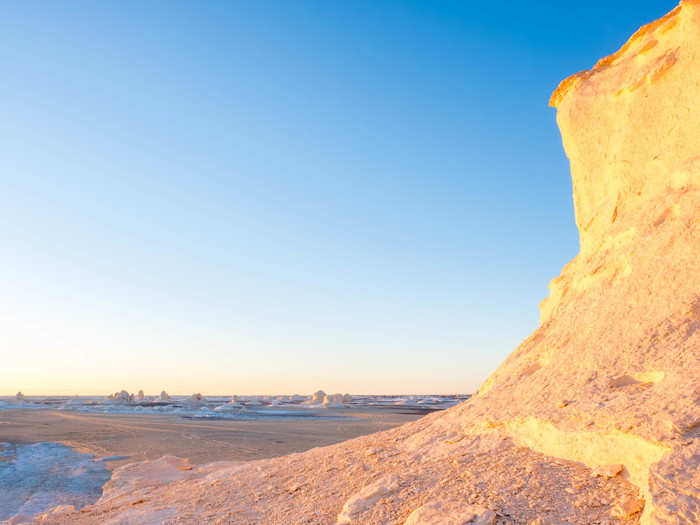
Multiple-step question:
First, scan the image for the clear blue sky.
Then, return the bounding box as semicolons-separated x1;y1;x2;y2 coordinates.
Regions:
0;1;676;395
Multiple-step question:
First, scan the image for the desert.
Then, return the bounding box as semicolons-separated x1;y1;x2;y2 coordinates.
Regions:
3;1;699;524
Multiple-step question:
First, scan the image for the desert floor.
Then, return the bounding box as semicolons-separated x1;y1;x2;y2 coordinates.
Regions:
0;407;428;469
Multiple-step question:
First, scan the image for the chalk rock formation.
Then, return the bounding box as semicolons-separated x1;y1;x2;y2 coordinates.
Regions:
313;390;325;402
159;390;170;401
469;2;700;521
322;393;348;407
240;396;264;406
185;393;205;405
303;390;326;405
39;3;699;524
214;396;244;412
107;390;132;403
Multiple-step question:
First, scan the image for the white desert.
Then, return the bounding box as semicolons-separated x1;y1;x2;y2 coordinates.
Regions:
30;2;700;524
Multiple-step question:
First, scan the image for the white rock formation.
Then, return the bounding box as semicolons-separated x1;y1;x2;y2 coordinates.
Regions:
159;391;170;401
322;393;346;408
184;393;205;405
303;390;326;405
107;390;132;404
214;396;244;412
312;390;325;403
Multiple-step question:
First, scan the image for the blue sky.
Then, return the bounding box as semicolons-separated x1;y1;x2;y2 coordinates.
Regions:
0;1;676;395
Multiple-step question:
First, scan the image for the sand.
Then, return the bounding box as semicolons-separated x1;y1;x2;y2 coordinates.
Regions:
0;407;426;470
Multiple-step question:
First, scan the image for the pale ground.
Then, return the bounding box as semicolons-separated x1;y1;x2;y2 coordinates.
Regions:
0;408;426;469
24;411;648;525
13;2;700;524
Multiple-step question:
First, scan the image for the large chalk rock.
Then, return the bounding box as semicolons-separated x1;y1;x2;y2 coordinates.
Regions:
468;3;700;521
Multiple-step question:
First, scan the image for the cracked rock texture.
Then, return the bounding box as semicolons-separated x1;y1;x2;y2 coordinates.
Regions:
27;2;700;524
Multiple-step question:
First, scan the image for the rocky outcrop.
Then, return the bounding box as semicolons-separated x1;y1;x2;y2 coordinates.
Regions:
184;393;205;405
35;2;699;524
106;390;132;403
471;2;700;520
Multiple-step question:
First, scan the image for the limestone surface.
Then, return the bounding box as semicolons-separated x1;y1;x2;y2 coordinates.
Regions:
26;2;700;524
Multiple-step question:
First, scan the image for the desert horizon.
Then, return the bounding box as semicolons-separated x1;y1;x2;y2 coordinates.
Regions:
2;0;699;523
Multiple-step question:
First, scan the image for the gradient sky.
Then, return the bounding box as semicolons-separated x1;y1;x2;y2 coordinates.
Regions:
0;1;677;395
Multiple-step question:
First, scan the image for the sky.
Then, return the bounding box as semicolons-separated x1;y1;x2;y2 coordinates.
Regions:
0;1;677;396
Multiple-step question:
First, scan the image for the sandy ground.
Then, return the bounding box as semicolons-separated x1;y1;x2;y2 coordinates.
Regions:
0;408;428;469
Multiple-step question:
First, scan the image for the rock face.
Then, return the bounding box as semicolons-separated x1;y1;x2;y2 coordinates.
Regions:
36;3;699;524
473;2;700;520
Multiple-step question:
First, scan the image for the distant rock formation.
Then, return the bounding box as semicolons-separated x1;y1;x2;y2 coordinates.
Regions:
106;390;153;404
214;396;245;412
42;2;700;523
322;393;351;408
185;393;205;405
303;390;326;405
107;390;132;403
159;390;170;401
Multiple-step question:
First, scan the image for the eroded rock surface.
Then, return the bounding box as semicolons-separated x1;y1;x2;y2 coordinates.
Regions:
29;2;700;524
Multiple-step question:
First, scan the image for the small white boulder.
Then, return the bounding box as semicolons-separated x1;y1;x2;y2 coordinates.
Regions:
336;474;399;524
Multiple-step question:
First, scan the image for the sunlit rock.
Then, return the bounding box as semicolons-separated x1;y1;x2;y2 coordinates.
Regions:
107;390;132;404
184;393;205;405
336;475;399;525
214;396;244;412
404;500;496;525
